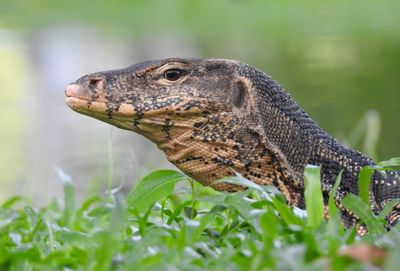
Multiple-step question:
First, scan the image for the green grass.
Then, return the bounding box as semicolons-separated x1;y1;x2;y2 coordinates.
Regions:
1;163;400;270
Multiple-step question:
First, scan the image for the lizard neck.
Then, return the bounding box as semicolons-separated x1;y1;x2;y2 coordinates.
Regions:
241;65;376;203
242;65;400;223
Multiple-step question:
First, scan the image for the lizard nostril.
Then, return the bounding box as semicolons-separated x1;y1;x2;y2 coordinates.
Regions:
88;79;101;89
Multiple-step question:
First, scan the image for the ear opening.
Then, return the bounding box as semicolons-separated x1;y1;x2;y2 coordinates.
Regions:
232;80;247;108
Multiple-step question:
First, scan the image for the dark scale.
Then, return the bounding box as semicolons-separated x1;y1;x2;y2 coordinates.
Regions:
106;103;121;119
161;118;173;140
133;111;144;129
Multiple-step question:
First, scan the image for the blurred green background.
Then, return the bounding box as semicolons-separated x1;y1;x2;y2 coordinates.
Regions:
0;0;399;203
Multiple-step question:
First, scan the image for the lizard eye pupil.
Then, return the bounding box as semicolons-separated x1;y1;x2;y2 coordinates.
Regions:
164;69;182;81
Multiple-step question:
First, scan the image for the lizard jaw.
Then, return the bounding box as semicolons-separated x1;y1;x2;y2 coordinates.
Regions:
65;83;109;113
65;96;135;118
65;83;138;131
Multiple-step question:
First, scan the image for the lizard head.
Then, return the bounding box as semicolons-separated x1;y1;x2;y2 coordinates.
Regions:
65;58;279;191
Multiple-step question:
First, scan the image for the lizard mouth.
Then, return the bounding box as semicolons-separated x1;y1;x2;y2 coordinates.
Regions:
65;92;109;117
65;84;91;108
65;96;136;120
66;94;140;132
65;83;134;116
65;96;91;109
64;84;195;132
65;83;107;113
65;84;137;132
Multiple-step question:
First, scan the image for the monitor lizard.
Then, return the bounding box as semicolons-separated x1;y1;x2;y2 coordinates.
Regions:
65;58;400;231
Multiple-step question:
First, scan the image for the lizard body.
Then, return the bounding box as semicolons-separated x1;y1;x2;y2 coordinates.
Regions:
65;58;400;229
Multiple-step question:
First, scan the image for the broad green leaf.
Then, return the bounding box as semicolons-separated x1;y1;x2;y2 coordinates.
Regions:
304;165;324;229
128;170;186;211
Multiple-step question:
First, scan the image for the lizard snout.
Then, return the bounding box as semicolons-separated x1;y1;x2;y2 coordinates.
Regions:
65;77;105;101
65;79;109;112
65;83;95;110
65;84;83;98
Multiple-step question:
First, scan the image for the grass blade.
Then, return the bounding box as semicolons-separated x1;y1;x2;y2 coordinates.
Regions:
358;167;373;205
272;197;303;226
304;165;324;229
55;167;76;227
328;170;343;217
341;194;386;234
378;199;400;220
378;157;400;168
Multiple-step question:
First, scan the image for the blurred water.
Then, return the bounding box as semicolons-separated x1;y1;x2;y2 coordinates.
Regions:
0;25;198;205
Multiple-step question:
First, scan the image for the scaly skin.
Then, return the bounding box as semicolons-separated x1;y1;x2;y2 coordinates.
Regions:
65;58;400;231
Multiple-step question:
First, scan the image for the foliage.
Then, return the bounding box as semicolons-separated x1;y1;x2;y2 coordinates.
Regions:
1;164;400;270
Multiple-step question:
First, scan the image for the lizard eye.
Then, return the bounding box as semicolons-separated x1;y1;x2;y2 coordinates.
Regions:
164;69;182;81
232;81;246;108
